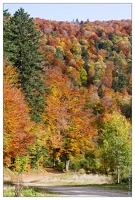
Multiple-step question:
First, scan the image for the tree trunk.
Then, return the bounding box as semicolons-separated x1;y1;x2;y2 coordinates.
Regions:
53;157;55;167
53;161;55;167
65;160;70;171
117;165;120;184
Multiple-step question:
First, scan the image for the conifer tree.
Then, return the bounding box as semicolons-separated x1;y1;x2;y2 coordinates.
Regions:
4;8;47;122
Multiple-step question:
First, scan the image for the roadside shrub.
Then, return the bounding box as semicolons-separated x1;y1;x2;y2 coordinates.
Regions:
4;188;15;197
69;159;89;171
21;188;37;197
14;155;30;172
69;160;81;171
80;159;89;170
55;161;65;171
43;160;53;167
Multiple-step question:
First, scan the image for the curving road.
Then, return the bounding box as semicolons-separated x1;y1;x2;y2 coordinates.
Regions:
39;185;132;197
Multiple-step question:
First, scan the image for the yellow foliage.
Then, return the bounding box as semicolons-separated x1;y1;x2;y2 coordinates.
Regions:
66;66;73;73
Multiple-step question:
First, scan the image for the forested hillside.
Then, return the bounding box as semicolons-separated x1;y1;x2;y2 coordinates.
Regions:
3;8;132;183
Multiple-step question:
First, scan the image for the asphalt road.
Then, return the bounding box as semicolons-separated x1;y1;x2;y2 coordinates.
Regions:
39;185;132;197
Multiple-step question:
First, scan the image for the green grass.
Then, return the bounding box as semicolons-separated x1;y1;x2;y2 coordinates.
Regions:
3;183;131;197
3;186;59;197
3;188;15;197
58;172;76;179
71;183;131;192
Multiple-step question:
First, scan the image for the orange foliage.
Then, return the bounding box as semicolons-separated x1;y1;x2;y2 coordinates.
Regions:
4;81;35;167
4;16;132;170
44;69;97;159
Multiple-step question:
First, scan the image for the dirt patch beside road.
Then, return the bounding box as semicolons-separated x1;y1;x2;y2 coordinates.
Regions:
4;167;113;186
22;169;113;187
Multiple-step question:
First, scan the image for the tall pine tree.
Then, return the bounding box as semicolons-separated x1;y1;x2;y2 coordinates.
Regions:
4;8;47;122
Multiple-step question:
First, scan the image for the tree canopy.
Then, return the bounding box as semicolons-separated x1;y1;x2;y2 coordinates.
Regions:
4;8;47;122
3;8;132;182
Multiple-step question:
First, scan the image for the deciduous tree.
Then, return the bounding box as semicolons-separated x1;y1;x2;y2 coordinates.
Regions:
99;112;131;182
4;81;34;168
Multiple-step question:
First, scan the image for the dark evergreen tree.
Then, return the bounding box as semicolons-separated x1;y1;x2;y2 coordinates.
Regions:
3;9;11;54
3;9;10;18
3;8;47;122
112;73;128;92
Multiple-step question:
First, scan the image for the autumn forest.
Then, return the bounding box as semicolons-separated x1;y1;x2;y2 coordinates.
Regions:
3;8;132;183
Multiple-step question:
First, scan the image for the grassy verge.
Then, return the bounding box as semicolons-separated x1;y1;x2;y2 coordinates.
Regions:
3;185;59;197
71;183;131;192
3;183;131;197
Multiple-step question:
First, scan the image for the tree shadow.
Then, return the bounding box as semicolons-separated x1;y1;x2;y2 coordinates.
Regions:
45;167;65;174
3;180;14;186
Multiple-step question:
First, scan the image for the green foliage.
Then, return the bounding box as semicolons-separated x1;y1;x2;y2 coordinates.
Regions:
69;158;100;173
69;161;81;171
109;32;114;40
4;188;15;197
4;8;47;122
112;73;128;91
69;158;87;171
4;186;59;197
28;139;47;169
78;67;87;86
3;9;10;20
46;45;56;54
21;188;37;197
51;31;57;38
93;58;106;86
120;97;132;119
100;112;132;181
71;42;82;59
97;39;113;52
55;46;64;60
79;39;88;45
81;46;88;57
55;161;65;171
85;150;101;172
14;155;30;172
